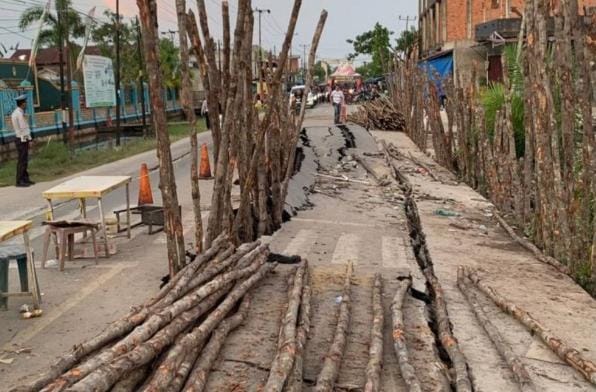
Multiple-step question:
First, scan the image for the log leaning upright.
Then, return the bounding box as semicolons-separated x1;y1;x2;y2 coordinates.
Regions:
137;0;186;276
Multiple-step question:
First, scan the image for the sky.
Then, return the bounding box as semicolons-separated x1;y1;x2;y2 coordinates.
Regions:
0;0;417;64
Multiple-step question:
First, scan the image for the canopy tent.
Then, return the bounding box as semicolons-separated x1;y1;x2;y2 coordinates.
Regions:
331;63;362;81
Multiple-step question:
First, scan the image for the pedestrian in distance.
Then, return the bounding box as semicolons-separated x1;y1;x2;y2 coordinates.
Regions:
330;85;345;124
11;95;34;187
201;98;210;130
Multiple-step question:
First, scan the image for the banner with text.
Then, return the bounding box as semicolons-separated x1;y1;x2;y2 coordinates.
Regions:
82;55;116;108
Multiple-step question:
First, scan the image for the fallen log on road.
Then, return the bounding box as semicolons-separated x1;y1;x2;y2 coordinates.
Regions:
182;294;252;392
364;274;384;392
285;277;312;392
493;213;569;275
265;261;307;392
391;276;422;392
314;262;353;392
462;267;596;386
456;267;536;392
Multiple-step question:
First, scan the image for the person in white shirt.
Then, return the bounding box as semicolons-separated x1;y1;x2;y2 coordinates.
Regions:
330;85;345;124
11;95;34;187
200;98;210;130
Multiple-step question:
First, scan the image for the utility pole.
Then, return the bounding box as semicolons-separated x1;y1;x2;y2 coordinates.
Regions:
115;0;121;145
300;44;308;83
253;8;270;96
57;2;68;145
136;17;147;137
398;15;417;31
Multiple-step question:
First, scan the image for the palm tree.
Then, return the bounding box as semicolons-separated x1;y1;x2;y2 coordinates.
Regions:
19;0;85;72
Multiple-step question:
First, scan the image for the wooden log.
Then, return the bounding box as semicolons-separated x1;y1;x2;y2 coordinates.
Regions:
456;267;536;392
264;261;307;392
314;262;353;392
182;294;252;392
127;259;274;392
427;273;472;392
463;267;596;386
285;277;312;392
391;277;422;392
364;274;384;392
110;366;149;392
54;284;229;392
494;213;569;275
182;242;265;298
11;237;230;392
352;154;388;186
44;254;266;391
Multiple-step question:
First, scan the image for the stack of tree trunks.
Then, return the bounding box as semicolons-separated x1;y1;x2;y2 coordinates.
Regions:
347;97;406;131
11;235;276;392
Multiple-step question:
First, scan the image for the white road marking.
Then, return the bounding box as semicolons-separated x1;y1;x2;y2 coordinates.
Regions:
291;217;379;228
331;233;360;265
382;236;405;268
2;263;135;349
283;229;314;256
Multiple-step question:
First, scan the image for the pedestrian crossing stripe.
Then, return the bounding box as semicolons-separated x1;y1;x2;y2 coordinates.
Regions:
331;233;360;265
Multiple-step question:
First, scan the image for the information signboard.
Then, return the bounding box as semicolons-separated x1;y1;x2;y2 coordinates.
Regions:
82;55;116;108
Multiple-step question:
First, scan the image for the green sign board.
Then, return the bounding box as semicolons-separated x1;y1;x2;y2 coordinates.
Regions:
82;55;116;108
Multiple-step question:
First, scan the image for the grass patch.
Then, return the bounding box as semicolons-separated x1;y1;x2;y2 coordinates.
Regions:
0;121;205;187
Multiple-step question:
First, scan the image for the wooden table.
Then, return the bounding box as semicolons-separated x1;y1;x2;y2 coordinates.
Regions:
43;176;132;257
0;220;41;308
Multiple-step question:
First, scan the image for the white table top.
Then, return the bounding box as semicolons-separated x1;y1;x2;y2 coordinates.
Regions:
0;221;32;242
43;176;132;199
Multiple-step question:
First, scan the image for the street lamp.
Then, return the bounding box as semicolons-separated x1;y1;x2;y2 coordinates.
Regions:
253;8;271;96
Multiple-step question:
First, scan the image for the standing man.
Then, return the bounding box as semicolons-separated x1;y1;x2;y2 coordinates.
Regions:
200;98;210;130
330;85;345;124
11;95;34;187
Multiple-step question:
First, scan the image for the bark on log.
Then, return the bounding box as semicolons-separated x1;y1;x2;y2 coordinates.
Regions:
137;0;186;276
314;262;353;392
494;213;569;275
352;154;388;186
284;277;312;392
110;366;149;392
134;257;272;392
183;294;252;392
47;255;264;391
59;285;230;392
264;261;307;392
456;267;536;392
19;239;229;392
364;274;384;392
391;277;422;392
463;267;596;385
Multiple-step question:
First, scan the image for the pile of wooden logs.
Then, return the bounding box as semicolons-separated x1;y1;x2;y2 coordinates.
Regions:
12;234;276;392
347;97;406;131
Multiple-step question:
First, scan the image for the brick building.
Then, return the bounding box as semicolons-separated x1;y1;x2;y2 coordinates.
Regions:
418;0;596;84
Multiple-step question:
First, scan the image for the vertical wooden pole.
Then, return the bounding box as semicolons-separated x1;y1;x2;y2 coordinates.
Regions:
137;0;186;276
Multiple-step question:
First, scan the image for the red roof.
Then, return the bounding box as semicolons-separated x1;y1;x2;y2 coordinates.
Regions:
10;46;102;65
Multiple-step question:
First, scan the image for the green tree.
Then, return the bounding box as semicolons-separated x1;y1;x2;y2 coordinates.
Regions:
18;0;85;48
312;61;326;82
347;23;394;76
395;29;418;59
158;38;180;89
92;11;141;84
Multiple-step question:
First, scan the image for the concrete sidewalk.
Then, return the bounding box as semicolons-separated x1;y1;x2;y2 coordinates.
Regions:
0;132;213;222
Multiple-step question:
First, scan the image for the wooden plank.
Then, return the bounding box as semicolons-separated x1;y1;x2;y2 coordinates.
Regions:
0;221;33;242
43;176;132;199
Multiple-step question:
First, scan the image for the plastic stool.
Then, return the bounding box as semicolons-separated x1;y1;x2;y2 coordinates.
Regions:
0;245;31;311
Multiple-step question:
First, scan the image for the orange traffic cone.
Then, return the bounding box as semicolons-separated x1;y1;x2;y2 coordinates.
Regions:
138;163;154;205
199;144;213;179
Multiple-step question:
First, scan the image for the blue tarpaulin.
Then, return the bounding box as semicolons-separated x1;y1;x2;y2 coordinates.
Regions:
419;52;453;80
